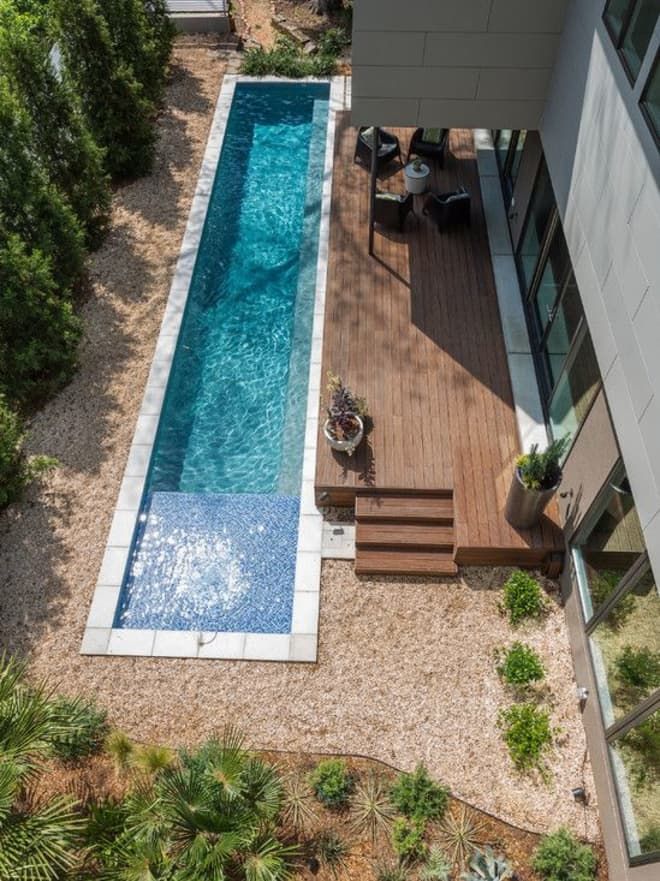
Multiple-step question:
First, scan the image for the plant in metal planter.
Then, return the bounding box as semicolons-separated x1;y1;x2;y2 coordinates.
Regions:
462;846;514;881
505;436;570;529
323;371;368;456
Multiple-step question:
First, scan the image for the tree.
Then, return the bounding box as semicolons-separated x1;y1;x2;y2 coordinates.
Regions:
0;76;85;291
0;1;110;243
52;0;157;179
0;655;85;880
0;232;81;409
90;728;299;881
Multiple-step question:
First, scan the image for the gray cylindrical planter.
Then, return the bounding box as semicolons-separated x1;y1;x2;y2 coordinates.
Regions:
505;468;561;529
323;414;364;456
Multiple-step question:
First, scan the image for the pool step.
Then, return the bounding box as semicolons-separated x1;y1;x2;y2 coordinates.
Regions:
355;490;457;577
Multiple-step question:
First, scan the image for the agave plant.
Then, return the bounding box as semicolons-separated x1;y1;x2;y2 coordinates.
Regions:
281;772;317;832
89;726;299;881
0;654;85;881
462;846;514;881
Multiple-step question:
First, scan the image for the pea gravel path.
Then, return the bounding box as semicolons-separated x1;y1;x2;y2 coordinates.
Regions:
0;39;600;843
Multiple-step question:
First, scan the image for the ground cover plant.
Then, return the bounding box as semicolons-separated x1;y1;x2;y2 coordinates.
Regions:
389;763;449;823
502;570;546;625
241;30;346;77
309;757;354;808
532;827;598;881
498;703;554;774
496;642;545;689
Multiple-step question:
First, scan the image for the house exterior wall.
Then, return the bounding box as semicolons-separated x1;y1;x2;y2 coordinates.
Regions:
351;0;569;128
540;0;660;588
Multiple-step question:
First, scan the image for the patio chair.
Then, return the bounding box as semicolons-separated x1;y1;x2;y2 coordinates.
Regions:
407;128;449;167
373;191;414;232
423;187;471;231
354;126;402;172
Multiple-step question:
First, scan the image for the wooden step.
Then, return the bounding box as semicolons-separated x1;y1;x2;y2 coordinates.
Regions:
356;522;454;550
355;549;458;577
356;493;454;524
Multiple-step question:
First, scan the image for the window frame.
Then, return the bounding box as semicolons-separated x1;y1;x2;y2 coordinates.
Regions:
571;471;660;866
640;50;660;144
603;0;659;85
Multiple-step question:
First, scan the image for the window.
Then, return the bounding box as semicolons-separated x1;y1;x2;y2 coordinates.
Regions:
641;53;660;140
516;160;555;294
493;130;527;210
547;327;601;444
573;474;660;865
603;0;660;82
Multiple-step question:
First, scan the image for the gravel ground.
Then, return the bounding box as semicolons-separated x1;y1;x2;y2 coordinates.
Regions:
0;40;599;842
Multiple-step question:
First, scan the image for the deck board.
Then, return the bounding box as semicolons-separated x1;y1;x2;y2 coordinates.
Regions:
315;116;563;566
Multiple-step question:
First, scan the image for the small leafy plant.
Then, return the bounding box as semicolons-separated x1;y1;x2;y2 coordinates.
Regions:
532;828;597;881
309;758;354;809
419;846;451;881
389;764;449;823
463;846;513;881
496;642;545;689
391;817;428;862
375;863;408;881
241;35;340;78
325;371;368;442
498;703;553;773
516;437;570;491
502;570;545;625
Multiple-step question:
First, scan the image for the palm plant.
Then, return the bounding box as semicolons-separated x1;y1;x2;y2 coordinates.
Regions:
0;654;85;881
90;726;299;881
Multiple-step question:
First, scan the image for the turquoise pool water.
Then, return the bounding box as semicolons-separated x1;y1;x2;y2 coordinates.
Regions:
115;82;330;632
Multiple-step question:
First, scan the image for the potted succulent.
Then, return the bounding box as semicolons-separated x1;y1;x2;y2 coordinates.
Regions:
505;436;571;529
323;372;367;456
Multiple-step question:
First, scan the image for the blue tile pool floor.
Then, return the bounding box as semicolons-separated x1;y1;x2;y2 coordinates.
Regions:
116;492;299;632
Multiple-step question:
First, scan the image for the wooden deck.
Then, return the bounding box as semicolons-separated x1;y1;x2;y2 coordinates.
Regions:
315;116;564;570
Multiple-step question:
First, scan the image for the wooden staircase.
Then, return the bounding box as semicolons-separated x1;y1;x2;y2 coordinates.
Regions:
355;490;457;576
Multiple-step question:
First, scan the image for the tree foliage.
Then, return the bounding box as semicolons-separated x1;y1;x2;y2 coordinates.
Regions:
52;0;158;179
0;232;81;409
0;1;110;242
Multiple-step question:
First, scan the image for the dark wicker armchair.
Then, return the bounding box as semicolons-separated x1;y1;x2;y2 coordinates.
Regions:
423;187;471;231
373;191;414;232
354;127;402;171
407;128;449;166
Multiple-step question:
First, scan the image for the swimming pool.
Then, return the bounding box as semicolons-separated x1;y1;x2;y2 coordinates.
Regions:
83;78;336;658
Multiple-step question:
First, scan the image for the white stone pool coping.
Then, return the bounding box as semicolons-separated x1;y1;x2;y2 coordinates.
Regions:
81;75;347;662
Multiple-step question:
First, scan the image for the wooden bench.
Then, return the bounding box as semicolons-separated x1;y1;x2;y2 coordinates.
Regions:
166;0;230;33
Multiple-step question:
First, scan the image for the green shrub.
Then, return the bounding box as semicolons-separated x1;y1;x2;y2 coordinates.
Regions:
502;570;545;625
532;828;597;881
309;758;354;808
389;764;449;823
375;864;408;881
0;2;110;242
498;703;553;773
50;696;109;761
53;0;157;179
516;437;570;491
614;645;660;694
419;846;451;881
317;26;349;57
496;642;545;688
0;77;85;290
241;36;339;78
0;233;82;408
0;396;54;509
391;817;427;862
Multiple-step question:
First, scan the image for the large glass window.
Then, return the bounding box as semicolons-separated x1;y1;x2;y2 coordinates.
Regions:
573;475;660;865
516;160;555;294
641;53;660;141
493;130;528;211
603;0;659;82
547;328;601;444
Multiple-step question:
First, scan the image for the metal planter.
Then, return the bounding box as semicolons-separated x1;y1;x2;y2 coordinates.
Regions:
505;467;561;529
